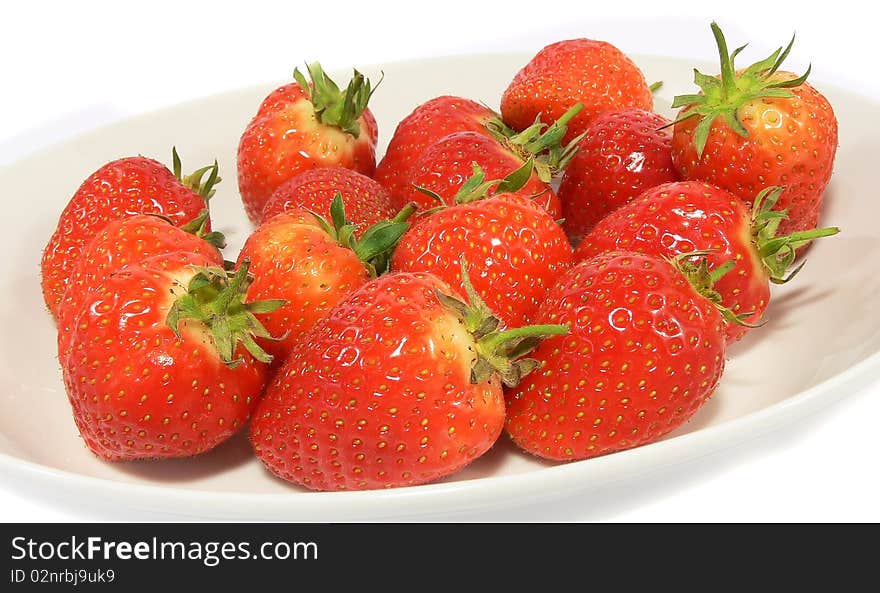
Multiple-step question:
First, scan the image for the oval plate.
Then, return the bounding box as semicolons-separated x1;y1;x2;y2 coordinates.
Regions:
0;53;877;520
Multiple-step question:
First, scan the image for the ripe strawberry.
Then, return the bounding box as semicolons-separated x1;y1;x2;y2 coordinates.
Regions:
59;253;282;460
237;63;379;224
558;109;679;244
574;181;838;342
392;176;572;328
237;197;414;363
41;149;219;319
670;23;838;236
261;166;396;230
501;39;653;144
505;251;726;461
402;106;585;217
250;270;567;490
57;211;225;348
374;95;496;210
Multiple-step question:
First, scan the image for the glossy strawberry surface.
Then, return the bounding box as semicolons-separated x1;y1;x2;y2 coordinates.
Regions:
60;251;268;461
575;181;767;343
559;109;679;244
501;39;653;144
237;211;371;363
57;214;223;348
672;73;837;236
41;156;209;318
374;96;495;209
404;131;561;217
505;251;726;461
261;166;396;230
392;194;572;328
250;272;506;491
237;82;378;224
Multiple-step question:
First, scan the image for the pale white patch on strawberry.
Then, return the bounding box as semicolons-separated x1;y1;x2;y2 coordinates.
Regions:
427;311;479;379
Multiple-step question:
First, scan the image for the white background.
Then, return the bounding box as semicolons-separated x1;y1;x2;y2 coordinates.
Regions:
1;0;877;521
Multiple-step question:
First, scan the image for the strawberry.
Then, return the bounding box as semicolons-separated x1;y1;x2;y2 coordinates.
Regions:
392;169;572;328
237;197;414;363
56;211;225;348
401;106;585;217
374;96;496;210
501;39;653;144
237;63;379;224
250;269;567;490
505;251;726;461
670;23;838;237
41;149;218;319
574;181;838;342
261;166;396;230
558;109;679;244
59;252;282;460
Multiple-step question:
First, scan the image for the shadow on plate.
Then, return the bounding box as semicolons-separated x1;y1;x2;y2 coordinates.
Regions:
113;431;257;483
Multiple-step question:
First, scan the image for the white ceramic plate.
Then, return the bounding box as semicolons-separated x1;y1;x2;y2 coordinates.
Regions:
0;53;877;521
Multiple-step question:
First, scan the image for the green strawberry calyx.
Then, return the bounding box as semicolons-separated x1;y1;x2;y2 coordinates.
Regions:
146;209;227;250
671;251;763;328
166;259;286;367
751;186;839;284
171;147;221;201
167;147;224;247
671;21;811;158
293;61;381;138
485;103;585;181
414;159;536;213
177;210;227;250
435;260;569;387
311;194;416;277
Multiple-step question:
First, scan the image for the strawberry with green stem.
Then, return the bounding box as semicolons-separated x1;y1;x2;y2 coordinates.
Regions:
575;181;839;342
250;264;568;491
237;196;416;363
375;96;498;210
670;22;838;237
237;62;380;224
393;161;573;328
401;104;585;217
60;252;284;460
41;148;219;319
56;210;226;348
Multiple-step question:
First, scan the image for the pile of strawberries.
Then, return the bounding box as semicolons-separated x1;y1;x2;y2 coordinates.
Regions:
41;23;839;491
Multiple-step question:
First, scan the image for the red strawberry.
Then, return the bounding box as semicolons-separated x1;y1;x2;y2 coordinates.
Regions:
375;96;496;210
402;107;585;218
404;133;555;217
501;39;653;144
574;181;838;342
250;270;567;490
59;253;282;460
237;197;414;363
41;149;218;319
670;23;838;236
261;166;396;230
392;179;572;328
558;109;679;244
505;251;726;461
237;63;379;224
57;211;225;347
